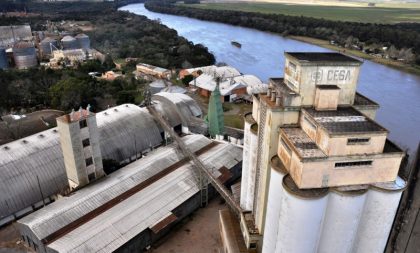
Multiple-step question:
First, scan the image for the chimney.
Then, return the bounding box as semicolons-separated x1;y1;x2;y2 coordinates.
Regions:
56;106;104;190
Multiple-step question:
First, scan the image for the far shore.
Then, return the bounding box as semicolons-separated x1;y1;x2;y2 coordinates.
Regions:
289;35;420;76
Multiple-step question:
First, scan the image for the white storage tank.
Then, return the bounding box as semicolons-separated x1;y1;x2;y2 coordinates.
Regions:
40;37;58;58
352;177;406;253
261;155;287;253
273;175;329;253
13;42;37;69
61;35;78;50
75;33;90;50
317;186;368;253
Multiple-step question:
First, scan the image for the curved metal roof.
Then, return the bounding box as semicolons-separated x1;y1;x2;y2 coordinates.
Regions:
0;100;200;219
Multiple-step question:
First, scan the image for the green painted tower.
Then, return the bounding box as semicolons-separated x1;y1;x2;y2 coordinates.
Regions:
206;79;224;138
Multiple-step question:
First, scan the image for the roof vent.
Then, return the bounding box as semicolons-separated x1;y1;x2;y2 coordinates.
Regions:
22;140;28;144
125;104;129;107
114;108;118;112
104;112;108;116
3;146;10;150
39;134;45;138
52;129;58;133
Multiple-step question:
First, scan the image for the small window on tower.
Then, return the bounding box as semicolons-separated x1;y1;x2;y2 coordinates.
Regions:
88;173;96;181
289;62;297;72
79;119;87;128
347;138;370;145
82;138;90;147
85;157;93;166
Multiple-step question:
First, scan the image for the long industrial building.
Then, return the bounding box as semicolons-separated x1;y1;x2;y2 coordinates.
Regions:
220;52;407;253
0;93;203;226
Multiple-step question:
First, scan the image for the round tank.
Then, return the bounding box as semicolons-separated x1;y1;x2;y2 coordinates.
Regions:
0;48;8;69
261;156;287;253
273;175;329;253
13;42;37;69
75;33;90;50
240;120;251;210
40;37;58;57
317;186;368;253
61;35;78;50
352;177;406;253
149;80;166;95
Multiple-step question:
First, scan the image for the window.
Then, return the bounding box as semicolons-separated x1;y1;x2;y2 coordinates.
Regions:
79;119;87;128
347;138;370;145
88;173;96;181
82;138;90;147
335;161;372;168
249;243;257;249
280;138;292;155
304;116;317;130
286;80;296;89
289;62;297;72
85;157;93;166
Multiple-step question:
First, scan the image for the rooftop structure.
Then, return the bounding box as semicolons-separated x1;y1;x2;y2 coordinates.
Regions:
18;134;243;253
220;52;407;253
0;25;32;48
0;93;203;225
134;63;171;80
207;83;224;137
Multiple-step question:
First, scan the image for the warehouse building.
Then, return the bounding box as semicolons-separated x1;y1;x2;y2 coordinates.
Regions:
0;25;33;48
0;93;203;226
220;52;407;253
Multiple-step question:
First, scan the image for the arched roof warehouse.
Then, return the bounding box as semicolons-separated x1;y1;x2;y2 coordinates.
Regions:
0;98;203;221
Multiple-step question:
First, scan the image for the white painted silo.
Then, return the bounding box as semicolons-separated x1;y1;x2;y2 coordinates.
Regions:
352;177;406;253
273;175;329;253
40;37;58;58
261;155;287;253
244;123;258;210
240;119;251;210
75;33;90;50
317;186;368;253
61;35;78;50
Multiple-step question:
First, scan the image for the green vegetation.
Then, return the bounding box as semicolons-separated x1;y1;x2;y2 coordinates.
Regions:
181;2;420;24
146;0;420;69
0;1;215;113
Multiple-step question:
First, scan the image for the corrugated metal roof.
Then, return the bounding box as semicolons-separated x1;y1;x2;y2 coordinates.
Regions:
18;135;242;253
1;97;203;219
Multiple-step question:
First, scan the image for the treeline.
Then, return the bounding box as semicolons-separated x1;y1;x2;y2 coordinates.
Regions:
0;1;215;113
145;0;420;65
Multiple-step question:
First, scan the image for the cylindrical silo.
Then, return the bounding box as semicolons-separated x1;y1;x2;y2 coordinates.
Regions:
40;37;58;58
261;155;287;253
149;80;166;95
273;175;329;253
61;35;78;50
75;33;90;50
352;177;406;253
240;115;252;210
13;42;37;69
317;186;368;253
0;48;8;69
244;122;258;211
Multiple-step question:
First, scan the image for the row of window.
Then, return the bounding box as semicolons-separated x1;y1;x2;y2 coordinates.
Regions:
335;160;372;168
280;138;292;155
347;138;370;145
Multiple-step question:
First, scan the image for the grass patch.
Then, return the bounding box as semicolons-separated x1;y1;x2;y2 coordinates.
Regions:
182;2;420;24
224;114;244;129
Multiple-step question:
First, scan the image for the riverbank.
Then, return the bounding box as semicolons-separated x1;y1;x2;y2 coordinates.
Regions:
289;36;420;76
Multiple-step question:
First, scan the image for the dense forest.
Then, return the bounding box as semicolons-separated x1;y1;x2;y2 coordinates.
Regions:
0;1;215;113
145;0;420;65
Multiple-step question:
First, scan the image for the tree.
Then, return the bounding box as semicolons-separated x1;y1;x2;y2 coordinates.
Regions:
49;77;96;110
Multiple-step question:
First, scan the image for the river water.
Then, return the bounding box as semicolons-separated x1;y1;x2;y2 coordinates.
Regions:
120;4;420;157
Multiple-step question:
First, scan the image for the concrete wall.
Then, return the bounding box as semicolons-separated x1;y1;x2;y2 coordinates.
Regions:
284;57;361;106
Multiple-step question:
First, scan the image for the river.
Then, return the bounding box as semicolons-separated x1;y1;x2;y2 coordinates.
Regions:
120;3;420;157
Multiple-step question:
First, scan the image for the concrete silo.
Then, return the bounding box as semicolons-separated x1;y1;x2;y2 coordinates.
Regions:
0;48;8;69
75;33;90;50
13;42;37;69
40;37;58;58
61;35;78;50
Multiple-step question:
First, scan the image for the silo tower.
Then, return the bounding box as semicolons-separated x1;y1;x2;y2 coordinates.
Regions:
75;33;90;50
13;41;37;69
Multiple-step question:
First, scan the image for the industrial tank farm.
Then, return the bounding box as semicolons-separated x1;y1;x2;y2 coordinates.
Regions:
13;42;37;69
